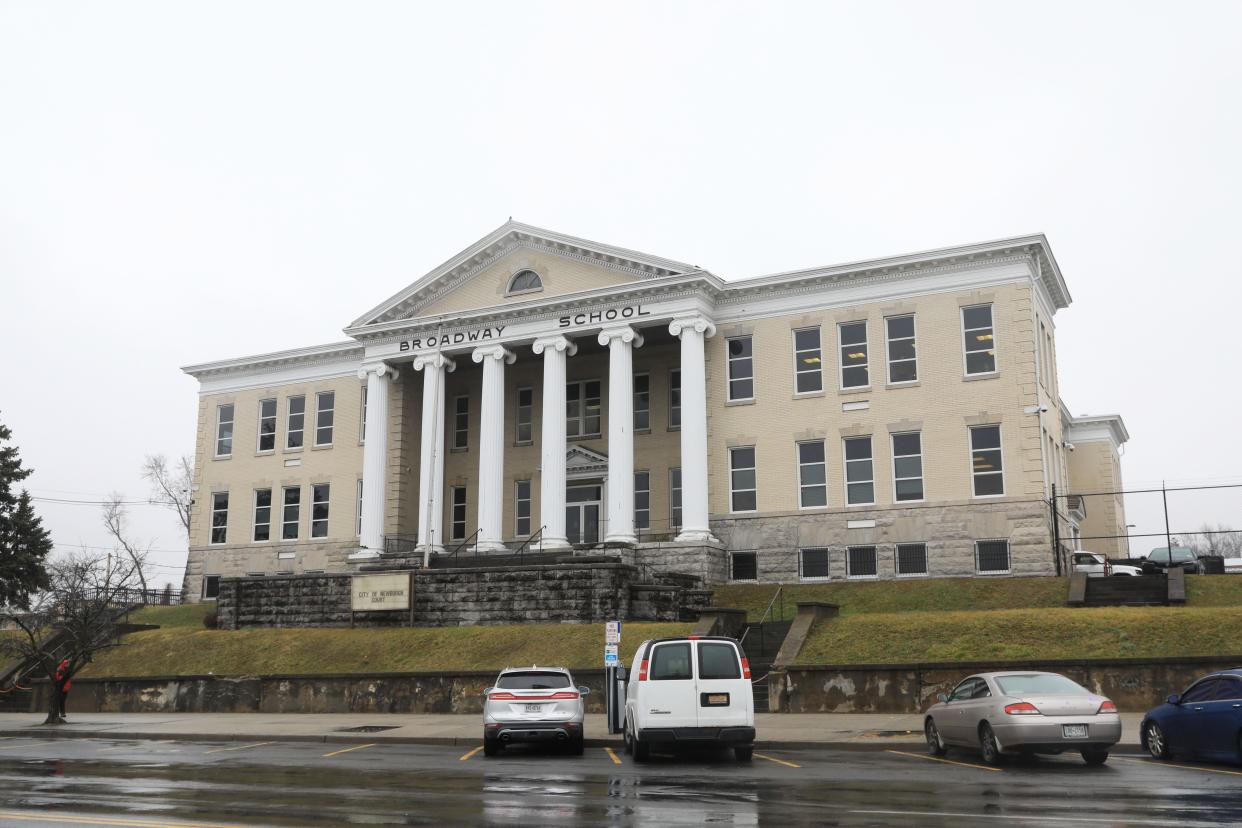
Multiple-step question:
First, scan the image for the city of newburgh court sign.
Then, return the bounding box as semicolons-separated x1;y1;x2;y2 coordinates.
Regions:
351;573;412;612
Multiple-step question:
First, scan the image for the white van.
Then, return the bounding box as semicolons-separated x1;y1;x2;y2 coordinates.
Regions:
623;635;756;762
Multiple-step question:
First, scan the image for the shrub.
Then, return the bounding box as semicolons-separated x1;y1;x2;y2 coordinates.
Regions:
203;611;219;629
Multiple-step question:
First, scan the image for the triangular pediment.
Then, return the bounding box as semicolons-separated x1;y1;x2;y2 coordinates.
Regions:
566;445;609;474
349;221;694;329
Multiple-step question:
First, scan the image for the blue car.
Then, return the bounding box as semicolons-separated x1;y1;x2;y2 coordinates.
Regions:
1141;669;1242;763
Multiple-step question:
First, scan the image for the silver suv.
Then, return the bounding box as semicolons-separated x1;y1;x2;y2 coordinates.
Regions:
483;666;589;756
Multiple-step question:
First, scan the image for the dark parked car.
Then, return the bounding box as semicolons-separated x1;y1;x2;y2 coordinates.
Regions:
1141;670;1242;763
1140;547;1202;575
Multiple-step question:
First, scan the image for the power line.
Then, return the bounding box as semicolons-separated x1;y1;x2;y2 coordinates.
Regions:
32;496;162;506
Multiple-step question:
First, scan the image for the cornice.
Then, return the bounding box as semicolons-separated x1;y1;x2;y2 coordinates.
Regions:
182;341;363;380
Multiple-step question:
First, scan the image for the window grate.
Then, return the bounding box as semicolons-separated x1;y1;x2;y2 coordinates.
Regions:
847;546;878;578
976;539;1010;573
896;543;928;576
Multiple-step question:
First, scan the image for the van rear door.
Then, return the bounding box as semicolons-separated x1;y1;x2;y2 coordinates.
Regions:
644;641;698;729
694;640;752;728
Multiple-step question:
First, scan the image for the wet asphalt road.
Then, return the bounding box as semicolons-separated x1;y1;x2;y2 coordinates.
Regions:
1;737;1241;827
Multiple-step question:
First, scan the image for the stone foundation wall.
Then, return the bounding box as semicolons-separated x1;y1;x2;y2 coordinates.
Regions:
183;539;361;604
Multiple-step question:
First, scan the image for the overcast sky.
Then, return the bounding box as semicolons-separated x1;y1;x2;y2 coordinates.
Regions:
2;1;1240;581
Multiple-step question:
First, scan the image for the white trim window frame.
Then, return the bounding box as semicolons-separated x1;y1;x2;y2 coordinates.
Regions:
257;399;277;453
514;479;532;537
668;370;681;430
895;542;929;577
515;387;534;444
838;321;869;389
847;545;879;580
215;403;234;458
450;485;467;541
359;384;368;443
962;303;998;376
970;425;1005;497
792;327;823;394
566;380;601;439
314;391;335;447
253;488;272;543
281;485;300;541
633;373;650;432
201;574;221;600
726;336;755;402
310;483;330;538
506;269;543;296
796;440;828;508
634;471;650;532
799;547;830;582
286;395;305;449
891;431;924;502
843;436;875;506
975;538;1011;575
209;491;229;544
669;467;682;529
453;395;470;450
885;314;918;384
729;446;758;513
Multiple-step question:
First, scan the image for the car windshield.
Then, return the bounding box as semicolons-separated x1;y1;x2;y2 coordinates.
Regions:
1171;549;1196;562
495;671;570;690
995;674;1087;696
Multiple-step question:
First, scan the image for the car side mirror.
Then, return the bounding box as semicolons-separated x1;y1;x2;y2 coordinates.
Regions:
1167;694;1180;705
937;693;948;703
578;686;591;696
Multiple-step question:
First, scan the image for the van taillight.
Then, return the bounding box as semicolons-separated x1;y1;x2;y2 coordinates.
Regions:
741;657;751;680
638;659;649;681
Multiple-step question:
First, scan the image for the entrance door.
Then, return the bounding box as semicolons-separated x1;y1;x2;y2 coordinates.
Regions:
566;483;602;545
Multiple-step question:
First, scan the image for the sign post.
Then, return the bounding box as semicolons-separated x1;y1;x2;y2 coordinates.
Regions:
604;620;624;734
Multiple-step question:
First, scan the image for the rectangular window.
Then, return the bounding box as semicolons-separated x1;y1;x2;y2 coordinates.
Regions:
314;391;335;446
976;539;1011;574
359;385;368;443
847;545;878;579
800;547;830;581
839;321;869;388
668;370;681;429
793;327;823;394
729;446;757;512
896;543;928;576
281;486;300;540
257;399;277;452
311;483;330;538
210;491;228;544
970;425;1005;496
515;479;531;536
670;467;682;529
886;315;917;383
634;374;650;431
730;551;758;582
450;486;467;541
515;387;533;443
844;436;874;505
253;488;272;542
634;472;650;532
286;395;305;449
650;642;693;681
202;575;220;600
892;432;924;502
962;304;997;375
215;404;234;457
566;380;601;438
726;336;754;401
356;479;363;537
454;396;470;449
797;440;827;508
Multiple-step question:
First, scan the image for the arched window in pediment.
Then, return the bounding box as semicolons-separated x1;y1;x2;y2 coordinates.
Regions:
507;269;543;296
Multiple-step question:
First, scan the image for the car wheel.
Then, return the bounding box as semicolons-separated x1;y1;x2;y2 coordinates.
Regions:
623;723;633;755
568;734;584;756
979;723;1004;766
925;718;947;757
633;729;650;763
1145;721;1169;760
1081;749;1109;766
734;746;754;762
483;738;501;758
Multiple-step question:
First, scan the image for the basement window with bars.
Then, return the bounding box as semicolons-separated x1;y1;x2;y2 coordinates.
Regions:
730;551;758;582
976;539;1011;574
895;543;928;576
847;545;878;579
201;575;220;600
799;548;830;581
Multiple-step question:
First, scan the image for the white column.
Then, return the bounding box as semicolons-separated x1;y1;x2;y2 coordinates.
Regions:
356;362;396;555
669;315;718;544
472;344;515;552
413;352;456;562
599;325;643;545
532;334;577;552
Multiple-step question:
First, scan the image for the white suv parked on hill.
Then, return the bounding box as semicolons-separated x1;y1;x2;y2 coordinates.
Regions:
482;666;589;756
624;636;756;762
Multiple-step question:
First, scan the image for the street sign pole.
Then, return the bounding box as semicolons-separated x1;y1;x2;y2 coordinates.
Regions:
604;620;624;734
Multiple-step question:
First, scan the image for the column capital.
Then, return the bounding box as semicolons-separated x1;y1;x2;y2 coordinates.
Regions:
356;362;397;381
412;352;457;373
471;344;516;365
669;314;717;339
597;325;644;348
532;335;578;357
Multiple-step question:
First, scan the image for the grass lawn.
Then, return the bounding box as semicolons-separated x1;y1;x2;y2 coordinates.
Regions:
795;604;1242;665
127;603;214;628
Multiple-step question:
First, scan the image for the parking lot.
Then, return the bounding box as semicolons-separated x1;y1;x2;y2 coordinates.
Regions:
2;736;1242;827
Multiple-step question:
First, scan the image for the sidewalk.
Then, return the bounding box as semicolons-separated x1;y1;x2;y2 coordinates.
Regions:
0;712;1147;752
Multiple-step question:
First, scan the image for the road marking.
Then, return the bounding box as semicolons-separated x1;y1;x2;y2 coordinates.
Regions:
204;741;275;754
95;744;134;752
849;809;1180;825
323;742;377;758
0;809;253;828
0;742;37;750
604;746;622;765
1113;755;1242;778
754;752;801;769
459;745;483;761
886;749;1002;772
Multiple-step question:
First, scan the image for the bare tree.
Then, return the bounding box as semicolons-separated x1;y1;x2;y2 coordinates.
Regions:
102;494;150;595
141;454;192;539
0;552;143;724
1184;523;1242;559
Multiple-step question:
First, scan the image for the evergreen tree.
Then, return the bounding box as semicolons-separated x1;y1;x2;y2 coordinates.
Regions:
0;416;53;608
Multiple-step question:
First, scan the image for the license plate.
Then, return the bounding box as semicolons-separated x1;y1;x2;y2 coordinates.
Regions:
524;704;543;713
1062;724;1088;739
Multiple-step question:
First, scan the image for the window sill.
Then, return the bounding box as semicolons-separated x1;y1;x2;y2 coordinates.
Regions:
254;450;275;458
449;447;469;454
963;372;999;382
885;381;920;390
838;386;872;396
634;429;651;436
845;502;877;508
725;398;755;407
799;577;831;583
976;570;1012;576
794;391;825;400
971;493;1007;500
513;440;534;448
896;572;930;578
213;455;232;462
667;426;681;433
283;447;304;454
311;444;333;451
846;575;879;581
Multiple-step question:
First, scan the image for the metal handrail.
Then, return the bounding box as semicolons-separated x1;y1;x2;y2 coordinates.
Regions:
512;526;547;563
445;529;481;560
739;585;784;660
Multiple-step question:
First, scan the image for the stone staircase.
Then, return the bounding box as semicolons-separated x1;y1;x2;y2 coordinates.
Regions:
739;620;793;713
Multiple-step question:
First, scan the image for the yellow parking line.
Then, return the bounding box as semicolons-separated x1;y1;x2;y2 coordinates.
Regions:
886;749;1002;772
1113;756;1242;778
604;746;622;765
0;742;36;750
459;745;483;761
0;809;252;828
204;741;275;754
754;752;801;769
323;742;377;758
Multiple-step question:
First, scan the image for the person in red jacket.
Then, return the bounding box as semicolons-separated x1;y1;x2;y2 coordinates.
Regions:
53;659;72;722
